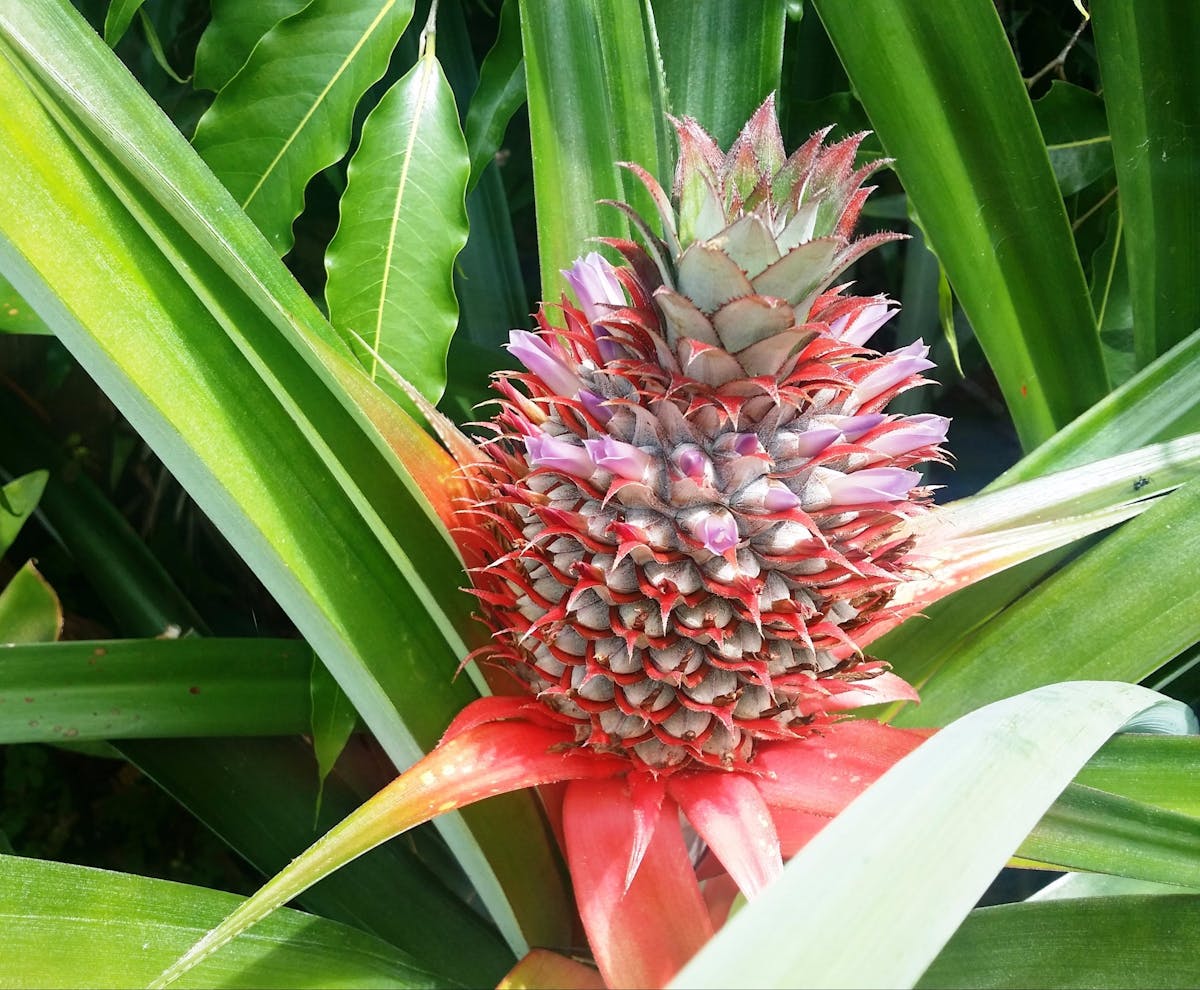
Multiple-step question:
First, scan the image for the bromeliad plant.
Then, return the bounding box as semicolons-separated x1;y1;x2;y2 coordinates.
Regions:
148;101;1200;988
3;2;1200;989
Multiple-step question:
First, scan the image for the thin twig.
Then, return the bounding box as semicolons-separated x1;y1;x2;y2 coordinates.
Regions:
1024;8;1090;89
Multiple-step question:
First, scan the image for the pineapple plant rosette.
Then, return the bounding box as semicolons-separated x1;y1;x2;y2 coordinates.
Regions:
153;101;1191;990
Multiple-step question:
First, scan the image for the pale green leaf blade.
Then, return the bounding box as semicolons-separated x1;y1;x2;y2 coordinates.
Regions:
0;469;47;558
813;0;1107;450
652;0;786;146
0;560;62;644
0;854;452;989
325;43;469;406
672;682;1191;989
463;0;524;194
191;0;415;254
192;0;308;94
918;895;1200;989
519;0;671;295
1092;1;1200;368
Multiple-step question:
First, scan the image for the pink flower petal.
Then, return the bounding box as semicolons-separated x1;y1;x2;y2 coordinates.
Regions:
583;436;653;481
563;252;626;324
687;508;740;554
668;771;783;899
825;467;922;505
526;434;596;476
850;340;935;408
830;300;898;346
867;414;950;457
507;329;582;396
564;778;713;990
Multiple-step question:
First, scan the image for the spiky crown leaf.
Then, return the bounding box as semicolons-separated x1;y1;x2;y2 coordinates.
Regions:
459;98;948;771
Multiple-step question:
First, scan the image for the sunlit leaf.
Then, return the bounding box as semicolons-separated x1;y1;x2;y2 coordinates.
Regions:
192;0;308;93
673;682;1193;989
814;0;1107;449
653;0;786;146
0;854;451;989
519;0;671;295
1092;1;1200;368
325;28;469;408
191;0;415;253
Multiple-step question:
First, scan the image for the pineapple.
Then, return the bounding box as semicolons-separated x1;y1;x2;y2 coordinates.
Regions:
461;96;947;770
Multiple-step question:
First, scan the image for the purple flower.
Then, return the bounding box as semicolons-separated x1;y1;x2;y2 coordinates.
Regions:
867;414;951;457
850;341;935;409
830;300;898;346
525;434;596;476
563;252;626;324
508;329;583;397
824;467;922;506
584;436;653;481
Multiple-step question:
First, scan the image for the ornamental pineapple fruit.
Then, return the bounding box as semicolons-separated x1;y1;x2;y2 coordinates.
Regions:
461;96;948;770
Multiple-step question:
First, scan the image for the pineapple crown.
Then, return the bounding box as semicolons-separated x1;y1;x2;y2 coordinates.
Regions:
460;97;947;770
607;93;903;360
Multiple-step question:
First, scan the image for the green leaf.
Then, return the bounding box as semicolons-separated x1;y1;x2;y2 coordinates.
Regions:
135;7;190;84
1092;1;1200;368
124;737;515;986
813;0;1108;450
877;329;1200;691
0;4;567;954
0;270;53;334
919;895;1200;989
1022;782;1200;889
191;0;416;254
1033;81;1113;197
519;0;671;295
192;0;308;94
672;682;1192;989
0;561;61;644
652;0;786;146
310;656;360;820
0;853;452;989
0;387;207;636
1090;208;1135;388
325;31;469;407
0;638;313;744
896;479;1200;727
0;469;47;558
102;0;145;47
1074;734;1200;818
463;0;525;194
